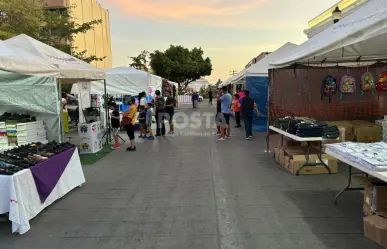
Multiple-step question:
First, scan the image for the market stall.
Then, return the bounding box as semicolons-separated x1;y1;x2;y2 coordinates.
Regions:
0;34;99;234
4;34;106;144
268;0;387;246
223;43;297;132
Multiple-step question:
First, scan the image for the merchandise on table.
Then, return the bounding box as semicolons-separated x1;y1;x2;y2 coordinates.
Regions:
272;117;340;138
0;112;48;151
0;141;75;175
326;142;387;172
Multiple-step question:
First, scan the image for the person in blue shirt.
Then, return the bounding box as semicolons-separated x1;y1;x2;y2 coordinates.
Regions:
218;86;232;141
193;92;199;108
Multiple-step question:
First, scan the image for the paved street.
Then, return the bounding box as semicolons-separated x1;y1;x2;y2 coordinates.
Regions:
0;103;381;249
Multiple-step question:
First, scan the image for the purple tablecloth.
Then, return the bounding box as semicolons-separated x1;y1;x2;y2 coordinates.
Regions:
30;147;76;203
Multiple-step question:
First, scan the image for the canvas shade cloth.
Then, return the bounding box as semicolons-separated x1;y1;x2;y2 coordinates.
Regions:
4;34;104;82
0;40;58;76
271;0;387;68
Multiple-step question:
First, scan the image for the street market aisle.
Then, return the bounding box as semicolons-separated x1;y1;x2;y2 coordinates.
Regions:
0;103;381;249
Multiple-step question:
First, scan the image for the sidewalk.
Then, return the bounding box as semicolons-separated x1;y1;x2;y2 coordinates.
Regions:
0;103;380;249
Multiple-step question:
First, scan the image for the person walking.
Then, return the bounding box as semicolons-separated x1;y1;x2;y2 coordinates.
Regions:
192;93;195;108
208;90;213;105
218;86;232;141
240;90;259;140
154;90;166;137
214;88;222;136
122;97;137;151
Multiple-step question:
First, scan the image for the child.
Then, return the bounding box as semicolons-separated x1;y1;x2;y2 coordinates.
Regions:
232;94;241;128
138;106;147;138
146;103;155;140
110;103;121;149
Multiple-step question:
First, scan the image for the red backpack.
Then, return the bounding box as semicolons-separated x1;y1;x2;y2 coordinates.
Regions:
377;72;387;100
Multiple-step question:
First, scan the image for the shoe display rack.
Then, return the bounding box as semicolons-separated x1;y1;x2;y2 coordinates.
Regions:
0;121;48;151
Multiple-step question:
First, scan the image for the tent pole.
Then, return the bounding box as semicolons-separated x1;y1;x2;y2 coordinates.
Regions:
266;69;272;153
104;79;110;146
58;79;65;143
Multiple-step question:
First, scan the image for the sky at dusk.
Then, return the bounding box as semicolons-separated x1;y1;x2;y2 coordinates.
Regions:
99;0;340;83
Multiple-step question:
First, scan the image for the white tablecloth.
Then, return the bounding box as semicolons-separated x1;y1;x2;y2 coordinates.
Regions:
0;148;85;234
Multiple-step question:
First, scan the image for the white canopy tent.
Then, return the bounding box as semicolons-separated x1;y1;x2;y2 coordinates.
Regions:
4;34;104;82
4;34;106;142
271;0;387;68
71;67;162;95
0;40;61;142
0;40;59;76
224;42;298;86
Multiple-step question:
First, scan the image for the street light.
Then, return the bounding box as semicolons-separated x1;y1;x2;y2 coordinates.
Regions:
332;6;342;24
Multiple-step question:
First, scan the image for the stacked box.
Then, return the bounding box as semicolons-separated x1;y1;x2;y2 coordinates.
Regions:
364;216;387;248
376;119;387;143
78;121;103;154
16;121;47;145
276;146;338;175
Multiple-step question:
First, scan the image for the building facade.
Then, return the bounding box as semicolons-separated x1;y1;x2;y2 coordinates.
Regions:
304;0;368;39
45;0;112;69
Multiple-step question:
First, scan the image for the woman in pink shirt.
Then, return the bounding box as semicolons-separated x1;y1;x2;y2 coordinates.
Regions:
232;94;241;128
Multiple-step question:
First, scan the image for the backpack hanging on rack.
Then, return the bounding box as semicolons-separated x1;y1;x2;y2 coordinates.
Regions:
321;75;337;103
360;72;375;96
377;72;387;100
338;74;356;100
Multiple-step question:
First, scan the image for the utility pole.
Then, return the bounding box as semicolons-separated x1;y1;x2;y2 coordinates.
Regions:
230;70;238;76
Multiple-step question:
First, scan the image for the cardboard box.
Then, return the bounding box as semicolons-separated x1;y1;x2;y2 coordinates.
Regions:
364;185;387;213
287;154;338;175
274;147;281;164
354;123;381;143
326;121;354;140
364;202;375;217
353;175;387;186
364;215;387;248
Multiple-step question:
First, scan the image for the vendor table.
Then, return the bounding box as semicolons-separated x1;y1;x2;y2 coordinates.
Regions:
269;126;332;175
325;148;387;205
0;147;85;234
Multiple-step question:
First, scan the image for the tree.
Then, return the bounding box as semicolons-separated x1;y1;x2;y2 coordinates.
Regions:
130;50;149;71
0;0;104;64
149;45;212;92
215;79;222;88
0;0;105;92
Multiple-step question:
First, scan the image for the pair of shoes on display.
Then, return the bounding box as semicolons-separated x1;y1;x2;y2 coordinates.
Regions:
126;146;136;151
0;141;76;175
0;112;36;122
